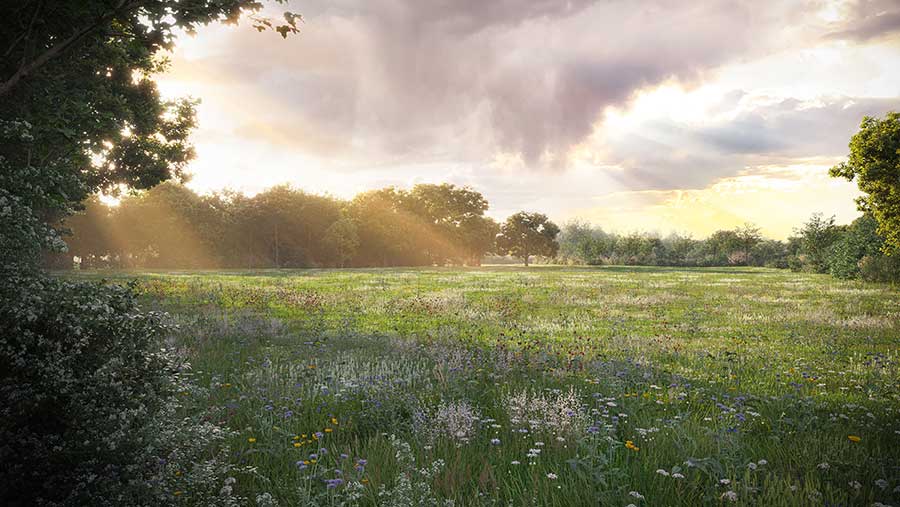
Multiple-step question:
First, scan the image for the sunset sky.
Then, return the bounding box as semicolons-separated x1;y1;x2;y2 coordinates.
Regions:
153;0;900;239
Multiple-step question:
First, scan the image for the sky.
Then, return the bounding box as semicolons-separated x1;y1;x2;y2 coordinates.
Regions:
153;0;900;239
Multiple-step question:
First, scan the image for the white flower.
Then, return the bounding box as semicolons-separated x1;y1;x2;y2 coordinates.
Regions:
817;462;830;471
874;479;888;490
719;479;731;485
656;469;670;476
747;462;758;470
757;459;768;466
672;473;685;479
510;460;520;465
629;491;645;500
546;473;558;479
722;491;738;502
849;481;862;490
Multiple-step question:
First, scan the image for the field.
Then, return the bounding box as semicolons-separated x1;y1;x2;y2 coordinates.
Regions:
71;266;899;506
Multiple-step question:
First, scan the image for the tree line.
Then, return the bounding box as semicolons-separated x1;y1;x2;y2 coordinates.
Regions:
51;179;900;282
555;214;900;282
47;182;561;269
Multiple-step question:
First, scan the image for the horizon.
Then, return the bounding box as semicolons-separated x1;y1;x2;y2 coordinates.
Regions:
152;0;900;240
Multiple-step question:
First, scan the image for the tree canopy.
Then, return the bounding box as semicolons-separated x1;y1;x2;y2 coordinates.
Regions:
829;111;900;253
497;212;560;266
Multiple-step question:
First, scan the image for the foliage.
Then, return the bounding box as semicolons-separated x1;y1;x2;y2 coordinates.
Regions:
57;182;499;268
826;214;883;279
497;211;560;265
792;213;843;273
859;254;900;283
0;274;241;505
1;1;298;504
830;111;900;253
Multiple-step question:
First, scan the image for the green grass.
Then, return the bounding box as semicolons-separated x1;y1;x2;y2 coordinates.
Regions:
67;266;900;506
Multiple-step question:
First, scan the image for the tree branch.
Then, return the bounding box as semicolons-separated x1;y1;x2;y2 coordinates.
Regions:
0;0;142;98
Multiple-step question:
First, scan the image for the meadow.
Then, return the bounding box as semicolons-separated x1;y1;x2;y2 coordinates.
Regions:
71;266;899;506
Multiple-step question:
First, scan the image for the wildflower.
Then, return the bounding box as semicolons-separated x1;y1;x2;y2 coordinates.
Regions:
587;426;600;434
625;440;640;451
875;479;888;490
324;428;333;433
248;437;256;443
722;491;738;502
672;473;685;479
331;417;338;425
511;460;521;465
490;438;501;445
656;469;669;476
547;473;558;479
747;462;758;471
629;491;645;500
817;462;830;470
849;480;862;490
757;459;768;466
293;443;301;448
848;435;861;442
719;479;731;485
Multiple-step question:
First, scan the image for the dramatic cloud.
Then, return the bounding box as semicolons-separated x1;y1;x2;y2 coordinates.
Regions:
154;0;900;237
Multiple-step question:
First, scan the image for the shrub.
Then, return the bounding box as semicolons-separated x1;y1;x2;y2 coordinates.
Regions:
859;255;900;283
0;274;236;506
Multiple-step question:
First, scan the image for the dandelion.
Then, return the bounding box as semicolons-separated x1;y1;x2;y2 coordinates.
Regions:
848;435;861;442
247;437;256;443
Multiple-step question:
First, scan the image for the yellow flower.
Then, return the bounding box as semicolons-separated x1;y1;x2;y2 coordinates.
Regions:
224;383;231;388
324;428;333;433
174;491;183;496
293;442;301;448
308;364;316;369
301;434;307;438
331;417;338;425
248;437;257;443
310;459;317;464
848;435;861;443
361;478;369;484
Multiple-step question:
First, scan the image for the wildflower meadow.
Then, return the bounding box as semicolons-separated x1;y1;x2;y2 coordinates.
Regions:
68;266;900;506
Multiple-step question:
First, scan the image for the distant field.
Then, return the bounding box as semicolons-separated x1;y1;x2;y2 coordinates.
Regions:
68;266;900;506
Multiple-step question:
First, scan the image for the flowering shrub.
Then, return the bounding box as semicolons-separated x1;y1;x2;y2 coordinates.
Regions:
0;274;235;505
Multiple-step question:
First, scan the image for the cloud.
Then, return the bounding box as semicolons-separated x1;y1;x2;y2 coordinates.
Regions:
163;0;821;168
594;94;900;190
825;0;900;42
